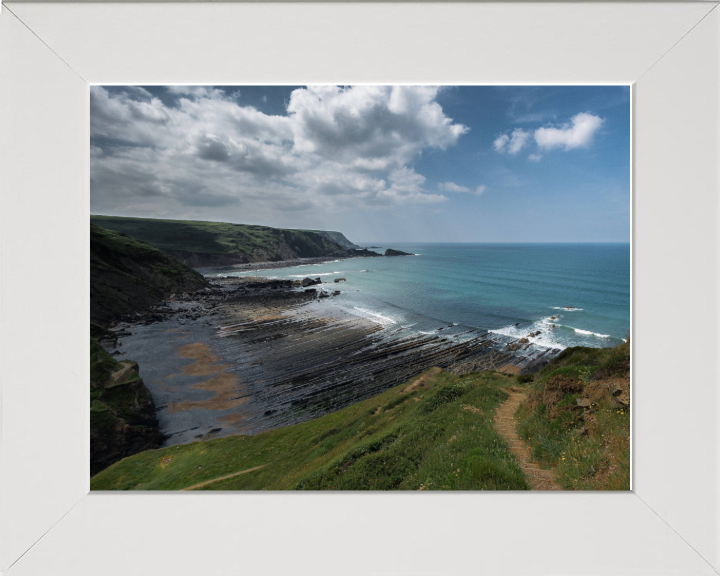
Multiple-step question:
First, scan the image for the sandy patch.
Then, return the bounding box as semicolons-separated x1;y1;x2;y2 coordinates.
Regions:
167;373;248;413
165;342;249;414
497;364;521;375
403;367;442;392
173;342;230;377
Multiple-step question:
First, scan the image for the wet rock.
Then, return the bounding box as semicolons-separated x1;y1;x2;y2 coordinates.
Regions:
246;279;294;290
334;278;347;283
301;277;322;287
384;248;415;256
349;248;383;258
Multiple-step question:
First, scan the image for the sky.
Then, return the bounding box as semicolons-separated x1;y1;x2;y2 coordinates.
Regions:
90;85;630;243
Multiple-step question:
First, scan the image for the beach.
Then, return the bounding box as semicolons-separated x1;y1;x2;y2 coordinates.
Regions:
102;274;562;447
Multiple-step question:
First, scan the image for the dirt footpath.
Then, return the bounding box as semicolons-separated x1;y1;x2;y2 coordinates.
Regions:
494;387;562;491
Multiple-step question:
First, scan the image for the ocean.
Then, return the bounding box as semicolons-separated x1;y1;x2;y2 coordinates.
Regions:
206;243;630;351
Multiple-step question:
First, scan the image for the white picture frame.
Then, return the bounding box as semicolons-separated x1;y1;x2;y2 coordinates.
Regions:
0;2;718;574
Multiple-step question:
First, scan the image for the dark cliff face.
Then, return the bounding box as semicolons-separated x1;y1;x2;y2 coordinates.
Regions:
348;248;383;258
90;338;164;476
279;229;348;259
91;224;208;326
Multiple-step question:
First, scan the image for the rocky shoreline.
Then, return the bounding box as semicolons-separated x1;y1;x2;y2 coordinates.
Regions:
194;247;414;275
196;256;349;274
98;275;562;447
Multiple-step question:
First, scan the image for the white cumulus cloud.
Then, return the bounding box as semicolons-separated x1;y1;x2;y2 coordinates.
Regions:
493;128;531;155
438;182;470;193
534;112;604;150
493;112;604;161
438;182;486;196
493;133;510;152
90;85;469;220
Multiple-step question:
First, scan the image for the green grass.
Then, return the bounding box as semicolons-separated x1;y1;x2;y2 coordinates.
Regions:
91;369;530;491
91;337;163;475
90;215;355;258
90;336;121;384
514;340;630;490
90;223;207;324
91;338;152;424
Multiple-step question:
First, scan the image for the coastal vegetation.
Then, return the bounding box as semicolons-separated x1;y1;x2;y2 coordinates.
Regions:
90;337;163;476
514;339;631;490
90;224;205;474
90;215;356;267
87;220;629;491
91;223;207;326
91;339;630;490
91;368;530;491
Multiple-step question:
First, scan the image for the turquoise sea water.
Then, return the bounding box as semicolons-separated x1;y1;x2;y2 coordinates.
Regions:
209;243;630;350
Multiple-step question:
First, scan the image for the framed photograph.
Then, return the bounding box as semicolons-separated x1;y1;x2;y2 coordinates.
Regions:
1;2;718;575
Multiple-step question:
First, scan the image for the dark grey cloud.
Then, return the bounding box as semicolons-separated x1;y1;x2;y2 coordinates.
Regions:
179;191;239;207
197;136;229;162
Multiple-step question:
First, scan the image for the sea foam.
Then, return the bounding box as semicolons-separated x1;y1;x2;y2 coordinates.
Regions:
351;307;396;326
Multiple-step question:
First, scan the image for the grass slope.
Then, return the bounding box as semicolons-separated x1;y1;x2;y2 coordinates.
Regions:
91;337;163;476
91;223;207;325
90;215;354;260
515;340;630;490
91;369;529;491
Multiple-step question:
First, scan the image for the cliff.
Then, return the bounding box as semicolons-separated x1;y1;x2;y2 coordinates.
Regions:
91;223;208;326
90;337;164;476
91;368;530;490
90;215;355;267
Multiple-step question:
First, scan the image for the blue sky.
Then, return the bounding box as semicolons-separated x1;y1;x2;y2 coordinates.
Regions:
91;85;630;243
